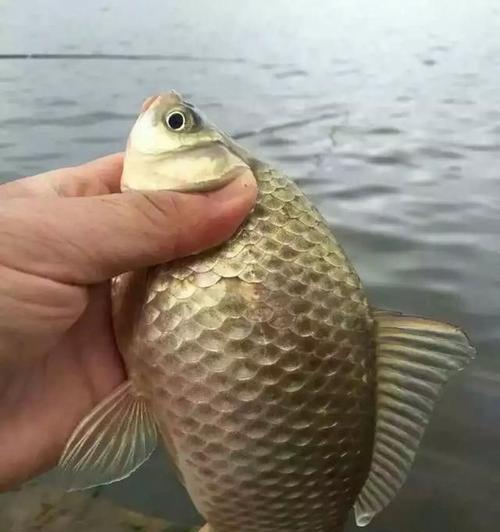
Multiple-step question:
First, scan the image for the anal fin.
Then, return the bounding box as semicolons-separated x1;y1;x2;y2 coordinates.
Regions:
57;381;158;491
355;310;475;526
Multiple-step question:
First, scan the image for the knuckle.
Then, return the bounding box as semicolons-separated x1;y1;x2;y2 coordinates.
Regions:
135;192;178;221
134;192;187;259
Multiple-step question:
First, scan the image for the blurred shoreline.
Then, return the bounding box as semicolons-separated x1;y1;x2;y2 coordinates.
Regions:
0;482;198;532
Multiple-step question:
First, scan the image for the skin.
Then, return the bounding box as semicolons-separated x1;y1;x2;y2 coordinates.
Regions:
0;152;257;491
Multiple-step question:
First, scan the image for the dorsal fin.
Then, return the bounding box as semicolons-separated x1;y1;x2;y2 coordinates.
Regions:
355;310;475;526
57;381;158;491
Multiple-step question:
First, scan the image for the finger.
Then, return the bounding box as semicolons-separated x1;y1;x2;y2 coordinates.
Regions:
0;168;257;285
67;282;126;399
50;153;125;196
0;153;124;200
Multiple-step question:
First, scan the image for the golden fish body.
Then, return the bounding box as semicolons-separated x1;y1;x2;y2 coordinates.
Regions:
58;92;475;532
113;163;375;532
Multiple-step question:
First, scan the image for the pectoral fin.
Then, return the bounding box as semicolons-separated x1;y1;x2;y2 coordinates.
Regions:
355;310;475;526
57;381;158;491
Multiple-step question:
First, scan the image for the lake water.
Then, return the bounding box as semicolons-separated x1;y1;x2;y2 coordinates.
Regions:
1;0;500;530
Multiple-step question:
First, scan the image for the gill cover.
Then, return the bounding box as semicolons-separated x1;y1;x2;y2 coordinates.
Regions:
122;91;250;192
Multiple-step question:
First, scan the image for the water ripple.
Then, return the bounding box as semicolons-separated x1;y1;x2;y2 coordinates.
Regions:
274;69;307;79
0;52;247;64
332;224;418;253
233;111;340;140
1;111;135;127
4;152;62;162
418;146;465;160
74;135;123;145
364;149;415;167
458;142;500;153
33;97;78;107
331;184;398;200
366;126;402;136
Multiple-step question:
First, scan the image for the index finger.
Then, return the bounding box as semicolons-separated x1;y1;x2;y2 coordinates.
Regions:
0;153;124;200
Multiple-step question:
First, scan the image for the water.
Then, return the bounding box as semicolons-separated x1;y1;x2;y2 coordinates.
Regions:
1;0;500;530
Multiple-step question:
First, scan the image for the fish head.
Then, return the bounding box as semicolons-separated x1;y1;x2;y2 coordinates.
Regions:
122;90;250;192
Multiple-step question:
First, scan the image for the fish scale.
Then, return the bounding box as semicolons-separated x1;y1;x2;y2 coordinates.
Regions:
119;164;376;532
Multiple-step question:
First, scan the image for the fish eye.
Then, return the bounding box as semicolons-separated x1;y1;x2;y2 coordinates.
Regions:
165;110;186;131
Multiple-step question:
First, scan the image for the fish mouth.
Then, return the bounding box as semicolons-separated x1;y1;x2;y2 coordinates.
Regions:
140;94;160;113
160;139;227;158
140;90;182;113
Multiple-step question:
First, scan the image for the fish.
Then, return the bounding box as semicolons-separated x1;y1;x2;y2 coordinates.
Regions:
57;91;476;532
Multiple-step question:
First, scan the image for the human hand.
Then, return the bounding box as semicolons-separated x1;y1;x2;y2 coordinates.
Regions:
0;153;257;490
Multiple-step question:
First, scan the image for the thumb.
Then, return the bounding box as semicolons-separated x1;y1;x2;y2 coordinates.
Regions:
0;169;257;285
